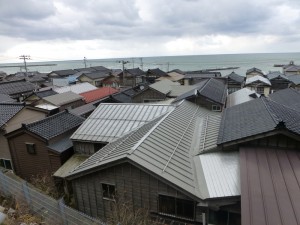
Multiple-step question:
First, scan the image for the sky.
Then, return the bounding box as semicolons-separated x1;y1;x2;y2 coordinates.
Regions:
0;0;300;63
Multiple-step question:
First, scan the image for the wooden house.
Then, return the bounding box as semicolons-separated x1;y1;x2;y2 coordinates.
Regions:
245;67;264;79
119;68;146;87
0;103;48;170
47;69;76;79
77;71;112;87
146;68;169;83
244;75;271;96
173;78;227;111
24;89;58;106
156;71;185;83
283;61;300;75
183;71;221;85
266;71;291;92
66;101;228;225
132;80;179;103
226;71;245;94
289;74;300;90
6;111;84;180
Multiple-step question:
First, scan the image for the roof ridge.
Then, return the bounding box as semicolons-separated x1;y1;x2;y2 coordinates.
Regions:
261;98;280;125
197;78;211;93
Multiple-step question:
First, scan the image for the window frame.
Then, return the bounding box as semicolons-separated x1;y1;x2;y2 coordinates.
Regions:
0;158;12;170
212;105;222;112
26;143;36;155
101;183;116;200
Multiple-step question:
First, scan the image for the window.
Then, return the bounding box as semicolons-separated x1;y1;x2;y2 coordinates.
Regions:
256;87;264;95
158;195;195;220
212;105;221;111
0;159;12;170
26;143;36;154
102;183;116;200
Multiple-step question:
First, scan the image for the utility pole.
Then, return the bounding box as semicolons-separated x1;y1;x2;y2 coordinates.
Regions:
118;60;129;86
19;55;30;75
83;57;87;68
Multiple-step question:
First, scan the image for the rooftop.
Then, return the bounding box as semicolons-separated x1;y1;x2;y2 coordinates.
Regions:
0;79;37;96
54;82;97;94
43;91;83;106
0;103;24;128
80;87;119;103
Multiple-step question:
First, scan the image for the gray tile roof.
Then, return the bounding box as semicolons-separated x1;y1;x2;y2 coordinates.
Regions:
0;94;16;103
80;71;111;80
266;71;289;81
35;89;58;98
47;135;73;153
71;103;175;143
43;91;83;106
269;88;300;111
91;66;111;72
124;68;145;76
74;67;97;72
0;79;37;96
48;69;76;77
0;103;24;128
147;68;168;77
288;74;300;85
70;102;97;116
218;97;300;144
25;111;85;140
246;67;263;75
67;101;222;199
227;71;245;83
173;78;227;104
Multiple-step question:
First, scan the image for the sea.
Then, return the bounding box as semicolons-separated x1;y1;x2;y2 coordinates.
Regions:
1;52;300;76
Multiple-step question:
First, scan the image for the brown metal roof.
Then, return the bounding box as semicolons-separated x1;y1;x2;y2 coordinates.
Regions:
240;147;300;225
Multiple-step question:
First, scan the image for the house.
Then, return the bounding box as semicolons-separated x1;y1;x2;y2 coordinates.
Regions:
226;71;245;94
47;69;76;79
42;92;85;111
109;85;147;103
54;82;97;95
268;88;300;111
217;96;300;225
288;74;300;90
156;71;185;83
245;67;264;79
6;110;85;180
266;71;291;92
70;103;175;155
132;80;180;103
173;78;227;111
80;87;119;104
24;89;58;106
66;101;228;224
146;68;169;83
226;88;259;108
77;71;112;87
0;103;48;170
119;68;146;87
283;61;300;75
0;79;37;101
244;75;271;96
183;71;222;85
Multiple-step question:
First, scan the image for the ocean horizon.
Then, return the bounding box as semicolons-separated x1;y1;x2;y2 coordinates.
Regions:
1;52;300;76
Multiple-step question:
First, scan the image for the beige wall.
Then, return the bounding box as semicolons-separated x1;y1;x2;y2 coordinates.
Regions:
5;108;47;133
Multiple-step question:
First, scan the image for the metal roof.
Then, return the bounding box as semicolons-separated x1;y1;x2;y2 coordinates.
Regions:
226;88;259;108
47;135;73;153
0;103;24;128
68;101;222;200
70;102;97;116
168;85;197;97
218;97;300;145
71;103;175;143
289;74;300;85
54;83;97;94
25;111;85;140
241;147;300;225
196;151;240;198
80;87;119;103
149;80;180;95
245;75;271;86
43;91;83;106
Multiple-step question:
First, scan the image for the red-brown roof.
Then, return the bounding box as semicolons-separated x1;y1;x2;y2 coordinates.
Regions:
80;87;119;103
240;147;300;225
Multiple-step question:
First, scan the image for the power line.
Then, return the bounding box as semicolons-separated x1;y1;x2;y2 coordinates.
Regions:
19;55;31;74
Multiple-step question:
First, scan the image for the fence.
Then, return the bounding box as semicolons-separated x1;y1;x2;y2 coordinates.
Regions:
0;170;105;225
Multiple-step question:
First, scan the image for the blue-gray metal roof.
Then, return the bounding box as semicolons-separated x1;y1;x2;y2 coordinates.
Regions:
71;103;175;143
25;111;85;140
68;101;222;200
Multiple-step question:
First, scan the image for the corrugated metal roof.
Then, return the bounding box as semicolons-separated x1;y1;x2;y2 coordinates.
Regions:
241;147;300;225
226;88;259;108
197;151;240;198
245;75;271;86
53;154;89;178
149;80;180;95
68;101;222;200
54;83;97;94
71;103;175;143
43;91;83;106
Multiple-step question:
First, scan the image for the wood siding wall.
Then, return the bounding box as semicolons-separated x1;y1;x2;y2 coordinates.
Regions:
73;141;96;155
132;89;166;103
59;99;85;112
192;97;223;111
72;162;203;223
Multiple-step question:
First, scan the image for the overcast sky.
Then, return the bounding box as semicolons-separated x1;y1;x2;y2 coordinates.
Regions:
0;0;300;62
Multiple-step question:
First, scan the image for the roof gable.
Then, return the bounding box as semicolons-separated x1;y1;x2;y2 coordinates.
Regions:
245;75;271;86
0;103;24;128
24;111;85;140
228;71;245;83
